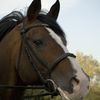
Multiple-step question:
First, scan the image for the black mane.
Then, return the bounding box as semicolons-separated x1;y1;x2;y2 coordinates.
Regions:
0;11;23;41
37;14;67;45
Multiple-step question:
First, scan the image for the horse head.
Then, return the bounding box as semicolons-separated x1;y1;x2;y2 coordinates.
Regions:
16;0;90;99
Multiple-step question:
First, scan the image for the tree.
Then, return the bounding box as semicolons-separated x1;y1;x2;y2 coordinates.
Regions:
76;52;100;78
76;52;100;100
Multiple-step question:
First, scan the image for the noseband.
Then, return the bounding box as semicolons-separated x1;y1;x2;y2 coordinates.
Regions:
17;23;76;94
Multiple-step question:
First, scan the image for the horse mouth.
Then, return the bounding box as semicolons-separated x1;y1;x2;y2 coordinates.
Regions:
57;75;89;100
46;78;89;100
57;78;84;100
57;87;83;100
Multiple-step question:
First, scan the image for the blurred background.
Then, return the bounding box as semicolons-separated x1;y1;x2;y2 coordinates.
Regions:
0;0;100;99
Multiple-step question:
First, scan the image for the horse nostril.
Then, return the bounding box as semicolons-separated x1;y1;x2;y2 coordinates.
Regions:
87;85;90;89
71;76;80;89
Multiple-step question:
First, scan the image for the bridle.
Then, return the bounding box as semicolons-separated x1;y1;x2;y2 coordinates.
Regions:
17;23;76;94
0;11;90;100
0;22;76;99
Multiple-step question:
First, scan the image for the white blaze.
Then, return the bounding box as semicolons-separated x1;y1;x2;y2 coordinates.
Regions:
46;27;68;53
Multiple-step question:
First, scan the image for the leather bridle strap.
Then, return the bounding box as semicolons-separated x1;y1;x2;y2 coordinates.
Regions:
50;53;76;73
23;39;58;94
24;46;46;84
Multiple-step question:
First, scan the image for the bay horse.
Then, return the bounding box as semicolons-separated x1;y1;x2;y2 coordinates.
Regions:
0;0;89;100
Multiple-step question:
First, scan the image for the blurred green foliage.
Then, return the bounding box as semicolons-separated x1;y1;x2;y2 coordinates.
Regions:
76;52;100;100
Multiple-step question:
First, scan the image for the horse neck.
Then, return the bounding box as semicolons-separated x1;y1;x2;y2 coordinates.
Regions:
0;25;22;83
0;26;25;99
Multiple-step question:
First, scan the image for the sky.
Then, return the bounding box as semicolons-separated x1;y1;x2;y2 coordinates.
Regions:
0;0;100;61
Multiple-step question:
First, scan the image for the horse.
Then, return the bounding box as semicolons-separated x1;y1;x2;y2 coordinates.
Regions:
0;0;90;100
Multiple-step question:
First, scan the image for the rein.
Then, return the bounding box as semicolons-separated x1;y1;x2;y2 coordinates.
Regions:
0;85;56;98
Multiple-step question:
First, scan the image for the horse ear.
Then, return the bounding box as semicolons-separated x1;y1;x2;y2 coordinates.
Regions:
47;0;60;20
27;0;41;21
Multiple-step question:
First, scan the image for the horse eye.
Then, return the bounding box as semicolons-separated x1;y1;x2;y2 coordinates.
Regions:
33;40;43;47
